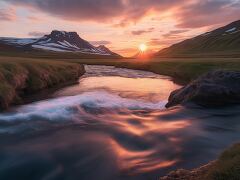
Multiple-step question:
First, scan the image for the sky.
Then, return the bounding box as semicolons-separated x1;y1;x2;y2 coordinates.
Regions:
0;0;239;56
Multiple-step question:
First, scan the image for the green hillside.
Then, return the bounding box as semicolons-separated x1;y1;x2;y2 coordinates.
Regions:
156;20;240;57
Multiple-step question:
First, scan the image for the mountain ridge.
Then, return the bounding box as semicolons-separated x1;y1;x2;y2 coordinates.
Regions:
156;20;240;57
0;30;121;57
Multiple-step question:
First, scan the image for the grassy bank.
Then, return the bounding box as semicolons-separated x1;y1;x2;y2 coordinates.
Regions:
113;58;240;84
161;143;240;180
0;57;85;110
3;54;240;84
204;143;240;180
57;57;240;84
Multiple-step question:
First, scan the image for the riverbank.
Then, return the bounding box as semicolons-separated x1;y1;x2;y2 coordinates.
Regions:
161;143;240;180
113;58;240;84
2;55;240;84
0;57;85;110
50;57;240;84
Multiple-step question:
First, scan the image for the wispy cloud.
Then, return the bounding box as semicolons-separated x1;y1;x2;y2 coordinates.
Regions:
162;29;189;39
90;40;112;46
0;7;16;21
176;0;240;28
132;28;155;35
28;31;46;37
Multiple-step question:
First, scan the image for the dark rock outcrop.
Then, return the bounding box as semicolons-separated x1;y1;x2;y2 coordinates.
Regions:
166;70;240;107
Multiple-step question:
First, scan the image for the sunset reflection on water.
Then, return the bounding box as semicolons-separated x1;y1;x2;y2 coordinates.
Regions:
105;110;190;174
54;65;180;103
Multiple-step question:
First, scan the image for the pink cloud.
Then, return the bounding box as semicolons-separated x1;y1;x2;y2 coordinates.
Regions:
90;40;112;46
176;0;240;28
132;28;155;35
28;31;46;37
0;7;16;21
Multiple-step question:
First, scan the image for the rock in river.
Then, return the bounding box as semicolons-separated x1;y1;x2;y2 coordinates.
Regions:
166;70;240;107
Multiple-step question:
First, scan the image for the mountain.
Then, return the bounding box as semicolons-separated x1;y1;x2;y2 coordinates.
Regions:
156;20;240;57
96;45;120;57
0;30;121;57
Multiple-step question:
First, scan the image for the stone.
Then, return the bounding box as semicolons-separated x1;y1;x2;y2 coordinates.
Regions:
166;70;240;107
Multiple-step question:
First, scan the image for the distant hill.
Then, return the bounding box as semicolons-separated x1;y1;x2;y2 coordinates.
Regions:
156;20;240;57
96;45;120;57
0;30;121;58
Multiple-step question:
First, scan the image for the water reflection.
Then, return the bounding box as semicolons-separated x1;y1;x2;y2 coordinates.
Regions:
54;65;180;102
0;66;240;180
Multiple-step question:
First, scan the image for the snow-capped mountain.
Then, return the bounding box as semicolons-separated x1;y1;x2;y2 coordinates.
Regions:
156;20;240;57
0;30;120;56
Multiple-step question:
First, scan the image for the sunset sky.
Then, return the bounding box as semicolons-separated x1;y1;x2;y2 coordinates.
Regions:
0;0;239;56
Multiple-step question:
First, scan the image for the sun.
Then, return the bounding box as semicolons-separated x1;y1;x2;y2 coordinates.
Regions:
139;43;147;52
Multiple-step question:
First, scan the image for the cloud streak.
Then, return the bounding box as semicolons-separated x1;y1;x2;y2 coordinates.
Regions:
90;40;112;46
0;7;16;21
28;31;46;37
162;29;189;39
176;0;240;28
132;28;155;35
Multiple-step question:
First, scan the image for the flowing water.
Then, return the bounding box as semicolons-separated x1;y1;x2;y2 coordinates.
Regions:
0;65;240;180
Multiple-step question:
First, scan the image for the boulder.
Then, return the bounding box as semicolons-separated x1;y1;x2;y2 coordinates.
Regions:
166;70;240;107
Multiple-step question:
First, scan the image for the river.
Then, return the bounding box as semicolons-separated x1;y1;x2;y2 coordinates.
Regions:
0;65;240;180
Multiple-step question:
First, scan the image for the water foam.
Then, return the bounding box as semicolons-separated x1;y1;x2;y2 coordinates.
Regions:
0;91;167;122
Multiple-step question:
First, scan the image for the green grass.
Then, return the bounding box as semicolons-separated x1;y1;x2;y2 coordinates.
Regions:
0;57;85;109
47;56;240;84
162;144;240;180
4;55;240;84
203;144;240;180
99;58;240;84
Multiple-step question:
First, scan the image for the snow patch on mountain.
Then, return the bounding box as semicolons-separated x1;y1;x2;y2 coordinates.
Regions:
201;32;211;36
229;29;240;34
226;27;237;33
32;45;69;52
0;38;38;45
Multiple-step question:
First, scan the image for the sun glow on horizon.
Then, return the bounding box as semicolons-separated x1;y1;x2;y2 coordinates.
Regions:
139;43;148;52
